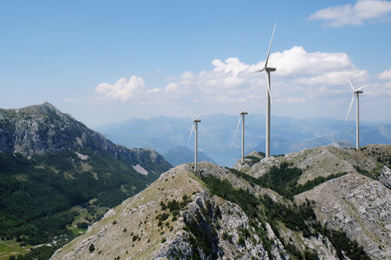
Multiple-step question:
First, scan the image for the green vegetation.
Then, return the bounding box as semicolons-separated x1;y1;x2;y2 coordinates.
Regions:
0;149;164;257
231;163;347;200
183;200;220;259
9;245;61;260
244;152;265;165
200;172;369;260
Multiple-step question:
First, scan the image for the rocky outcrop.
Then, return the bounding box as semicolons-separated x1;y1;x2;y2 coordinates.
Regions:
0;103;171;172
51;145;391;259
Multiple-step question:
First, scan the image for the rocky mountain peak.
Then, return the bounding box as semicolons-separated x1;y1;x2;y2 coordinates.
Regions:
51;145;391;259
0;103;171;171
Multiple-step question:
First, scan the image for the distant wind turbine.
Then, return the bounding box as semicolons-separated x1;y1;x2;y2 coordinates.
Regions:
248;23;277;158
344;75;371;150
234;105;249;164
188;113;202;173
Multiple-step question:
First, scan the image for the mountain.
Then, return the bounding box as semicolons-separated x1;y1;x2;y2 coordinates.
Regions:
94;114;391;167
0;103;172;259
163;146;217;166
51;144;391;259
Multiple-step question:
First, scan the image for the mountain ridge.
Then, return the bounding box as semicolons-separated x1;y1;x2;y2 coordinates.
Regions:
0;102;171;173
0;103;172;259
51;144;391;259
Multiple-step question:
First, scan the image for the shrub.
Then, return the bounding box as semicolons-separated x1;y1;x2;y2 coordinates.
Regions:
89;243;95;253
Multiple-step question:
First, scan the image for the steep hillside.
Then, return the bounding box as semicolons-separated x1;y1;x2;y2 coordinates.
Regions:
0;103;172;259
0;103;170;171
51;145;391;259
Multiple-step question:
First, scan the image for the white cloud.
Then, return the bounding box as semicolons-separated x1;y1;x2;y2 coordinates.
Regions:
212;57;249;76
309;0;391;27
285;97;306;104
378;68;391;79
271;46;353;76
165;83;179;93
148;88;162;93
91;46;390;121
94;76;145;102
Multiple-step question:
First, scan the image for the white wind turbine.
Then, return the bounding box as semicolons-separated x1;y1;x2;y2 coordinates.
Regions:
234;105;249;164
188;113;202;173
344;75;371;150
248;23;277;158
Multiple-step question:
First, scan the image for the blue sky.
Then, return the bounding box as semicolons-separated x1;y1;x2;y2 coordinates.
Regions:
1;0;391;127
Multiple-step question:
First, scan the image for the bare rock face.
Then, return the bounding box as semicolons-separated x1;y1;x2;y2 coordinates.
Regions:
51;145;391;259
0;103;171;172
295;173;391;259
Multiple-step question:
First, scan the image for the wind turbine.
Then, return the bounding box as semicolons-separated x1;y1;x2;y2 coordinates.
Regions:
234;105;249;164
344;75;371;150
248;23;277;158
188;113;202;173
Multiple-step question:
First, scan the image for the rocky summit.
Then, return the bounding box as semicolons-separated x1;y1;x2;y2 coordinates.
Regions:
0;103;172;259
51;144;391;260
0;102;170;170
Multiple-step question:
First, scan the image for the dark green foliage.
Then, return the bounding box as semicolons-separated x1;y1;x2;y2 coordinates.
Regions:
354;165;379;180
231;164;346;200
89;243;95;253
201;174;260;218
0;149;163;248
258;162;303;199
320;229;370;260
243;152;265;165
160;197;190;221
12;245;61;260
77;222;89;229
184;210;219;259
200;171;369;260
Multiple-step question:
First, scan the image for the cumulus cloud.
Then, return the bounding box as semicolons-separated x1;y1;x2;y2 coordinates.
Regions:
309;0;391;27
271;46;353;76
91;46;389;121
164;83;179;93
94;76;145;102
378;68;391;79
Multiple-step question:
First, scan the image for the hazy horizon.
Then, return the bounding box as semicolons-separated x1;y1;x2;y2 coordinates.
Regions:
1;1;390;128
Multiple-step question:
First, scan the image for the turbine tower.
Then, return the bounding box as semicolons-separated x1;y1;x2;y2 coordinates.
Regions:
249;23;277;158
235;105;249;164
345;75;371;150
188;114;201;173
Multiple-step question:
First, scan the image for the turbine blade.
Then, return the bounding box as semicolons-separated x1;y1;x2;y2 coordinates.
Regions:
236;103;242;113
195;113;203;120
265;71;273;106
244;69;265;75
242;105;249;112
345;93;356;123
356;83;372;91
346;75;355;91
265;23;276;68
234;115;241;139
187;123;195;146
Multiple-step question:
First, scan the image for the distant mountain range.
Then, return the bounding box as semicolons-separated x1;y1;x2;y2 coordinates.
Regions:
95;114;391;166
163;146;216;166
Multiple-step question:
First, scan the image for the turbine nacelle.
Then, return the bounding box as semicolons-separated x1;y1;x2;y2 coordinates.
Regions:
345;75;371;123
